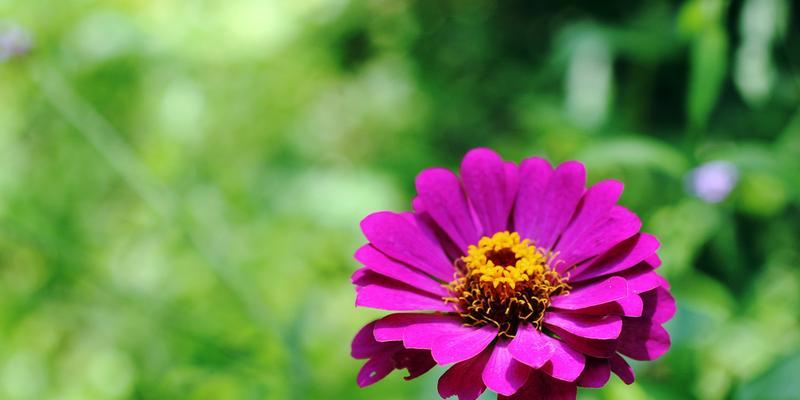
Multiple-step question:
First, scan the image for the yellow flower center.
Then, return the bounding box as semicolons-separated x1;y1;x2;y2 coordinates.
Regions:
446;231;569;336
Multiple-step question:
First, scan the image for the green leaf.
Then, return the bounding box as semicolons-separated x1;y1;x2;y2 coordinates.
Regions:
648;199;722;276
737;352;800;400
576;136;690;179
688;24;728;129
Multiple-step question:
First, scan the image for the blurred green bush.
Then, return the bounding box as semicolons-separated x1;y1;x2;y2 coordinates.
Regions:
0;0;799;399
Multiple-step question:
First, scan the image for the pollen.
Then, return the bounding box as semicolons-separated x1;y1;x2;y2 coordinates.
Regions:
446;231;569;336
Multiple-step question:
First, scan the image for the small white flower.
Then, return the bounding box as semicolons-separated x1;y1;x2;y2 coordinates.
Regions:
0;23;33;62
685;161;739;203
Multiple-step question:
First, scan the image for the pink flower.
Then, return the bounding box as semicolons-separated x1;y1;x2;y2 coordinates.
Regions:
351;148;675;399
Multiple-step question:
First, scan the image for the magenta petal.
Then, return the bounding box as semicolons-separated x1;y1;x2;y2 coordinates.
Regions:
615;293;644;317
353;328;407;387
415;168;481;253
541;337;585;382
577;357;611;388
355;245;448;297
438;351;491;400
618;319;671;360
411;207;464;260
361;211;454;282
646;253;663;268
544;373;580;400
404;320;471;350
544;312;622;340
547;327;617;358
513;157;553;241
576;293;643;318
523;161;586;249
357;350;397;387
354;271;454;312
540;373;579;400
570;233;660;282
354;325;437;387
482;340;530;396
508;323;555;368
373;313;465;348
431;325;497;365
352;321;383;359
622;266;667;294
556;180;623;260
394;349;437;381
610;353;636;384
499;370;578;400
374;313;445;342
641;287;677;323
461;148;517;235
504;161;520;210
350;268;367;284
550;276;628;310
556;206;642;270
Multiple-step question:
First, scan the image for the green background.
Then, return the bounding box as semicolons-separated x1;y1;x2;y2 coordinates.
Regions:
1;0;799;399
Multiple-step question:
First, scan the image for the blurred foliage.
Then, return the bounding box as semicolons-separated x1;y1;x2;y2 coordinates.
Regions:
1;0;799;399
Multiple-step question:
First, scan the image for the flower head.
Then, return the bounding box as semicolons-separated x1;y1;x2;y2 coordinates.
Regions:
351;148;675;399
0;22;33;62
685;160;739;203
449;231;569;335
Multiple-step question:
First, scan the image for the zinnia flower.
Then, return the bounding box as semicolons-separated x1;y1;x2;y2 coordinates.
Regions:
351;148;675;399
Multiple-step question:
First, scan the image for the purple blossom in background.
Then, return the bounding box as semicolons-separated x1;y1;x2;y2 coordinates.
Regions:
685;161;739;204
0;23;33;62
351;148;675;400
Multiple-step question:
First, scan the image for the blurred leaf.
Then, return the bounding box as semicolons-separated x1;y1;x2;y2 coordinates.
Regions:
688;24;728;129
701;141;780;170
673;272;736;325
745;264;800;345
576;136;690;179
649;199;722;275
777;111;800;204
602;379;649;400
736;352;800;400
678;0;726;36
737;172;788;217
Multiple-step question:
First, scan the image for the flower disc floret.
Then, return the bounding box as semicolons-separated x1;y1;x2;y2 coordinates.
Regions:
447;231;569;336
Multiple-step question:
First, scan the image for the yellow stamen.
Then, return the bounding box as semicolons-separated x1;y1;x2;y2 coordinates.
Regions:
445;231;569;336
462;231;550;290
